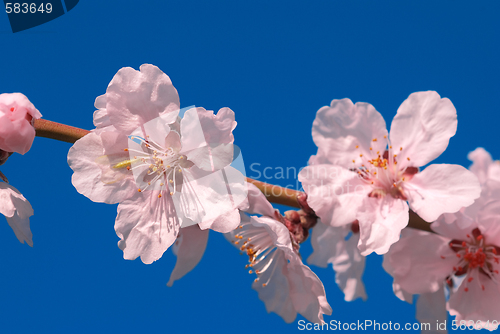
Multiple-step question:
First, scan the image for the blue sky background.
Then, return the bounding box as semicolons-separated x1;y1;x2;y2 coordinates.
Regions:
0;1;499;333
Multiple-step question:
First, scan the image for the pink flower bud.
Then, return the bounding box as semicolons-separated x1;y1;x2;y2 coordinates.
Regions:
0;93;42;155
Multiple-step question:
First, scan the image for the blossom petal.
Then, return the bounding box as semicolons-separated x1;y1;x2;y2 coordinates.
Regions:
407;164;481;222
467;147;500;185
416;286;448;334
115;190;180;264
198;107;236;145
287;258;333;324
299;165;370;227
250;216;332;324
105;64;180;133
6;214;33;247
172;166;247;232
68;131;136;204
251;250;297;323
0;183;33;246
383;229;454;295
389;91;457;167
310;99;387;167
448;275;500;329
307;222;367;301
243;182;276;217
0;182;33;219
167;225;209;287
357;197;409;255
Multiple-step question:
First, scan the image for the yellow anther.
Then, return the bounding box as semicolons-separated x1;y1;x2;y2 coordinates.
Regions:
170;191;174;196
352;160;355;163
400;147;403;151
360;154;363;157
138;189;142;192
383;135;387;139
178;169;182;172
355;145;359;149
262;283;267;287
158;194;162;198
166;165;171;168
248;270;253;274
169;180;173;183
179;156;184;159
370;147;373;150
372;138;377;142
124;148;128;151
407;157;410;161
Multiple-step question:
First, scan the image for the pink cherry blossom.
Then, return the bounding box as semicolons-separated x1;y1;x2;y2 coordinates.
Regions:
68;64;246;264
0;93;42;155
384;149;500;329
226;184;332;324
307;220;367;302
299;91;481;255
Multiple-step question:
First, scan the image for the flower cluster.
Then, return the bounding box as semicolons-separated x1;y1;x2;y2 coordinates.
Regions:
384;148;500;329
5;63;500;329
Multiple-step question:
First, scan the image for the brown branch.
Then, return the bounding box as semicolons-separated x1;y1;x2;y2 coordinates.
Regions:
34;119;90;144
35;119;433;233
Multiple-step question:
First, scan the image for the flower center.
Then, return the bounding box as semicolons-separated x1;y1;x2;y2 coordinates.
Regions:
233;222;281;288
444;228;500;291
352;137;418;200
114;135;192;196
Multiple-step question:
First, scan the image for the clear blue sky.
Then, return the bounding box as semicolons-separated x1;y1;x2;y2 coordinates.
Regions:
0;1;499;333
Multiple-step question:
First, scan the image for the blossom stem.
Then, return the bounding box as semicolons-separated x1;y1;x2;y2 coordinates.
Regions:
34;119;433;233
34;119;90;143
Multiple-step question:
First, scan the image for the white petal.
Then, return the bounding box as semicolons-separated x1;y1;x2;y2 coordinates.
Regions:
468;147;496;185
167;225;209;287
390;91;457;167
105;64;180;133
299;165;370;227
6;214;33;247
0;182;33;219
307;222;367;301
311;99;388;168
115;190;180;264
68;131;137;204
172;166;247;232
357;197;409;255
243;183;276;217
383;229;454;295
408;164;481;222
416;286;448;334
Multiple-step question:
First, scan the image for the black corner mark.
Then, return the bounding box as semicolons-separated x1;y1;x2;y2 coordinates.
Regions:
63;0;77;12
4;0;79;33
